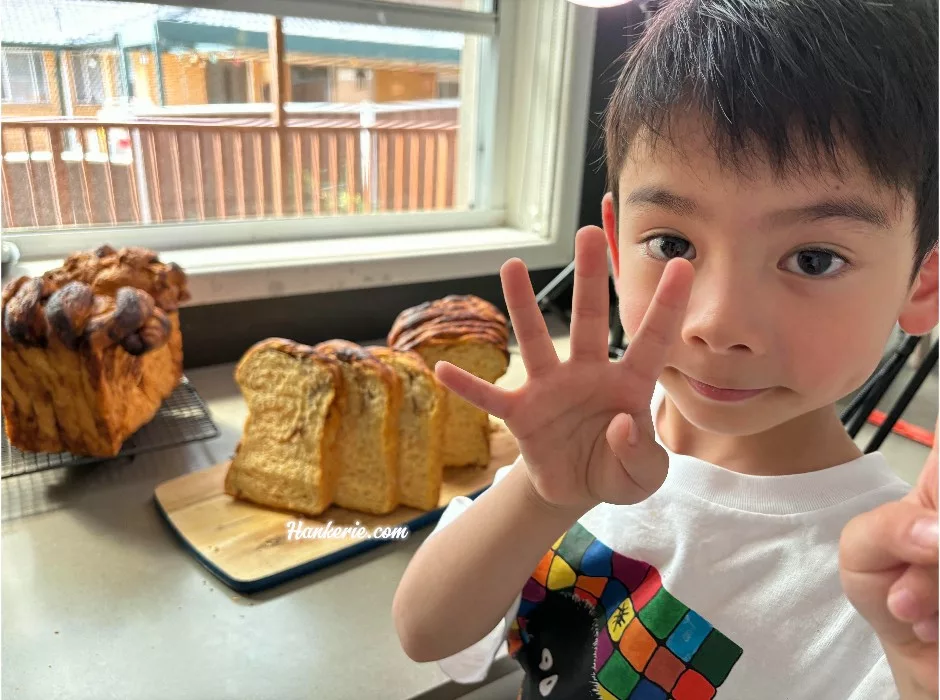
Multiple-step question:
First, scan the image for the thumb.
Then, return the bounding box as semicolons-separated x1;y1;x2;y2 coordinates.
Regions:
605;412;669;501
903;419;938;510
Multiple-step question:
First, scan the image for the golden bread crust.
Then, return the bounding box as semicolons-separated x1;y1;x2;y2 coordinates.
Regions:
0;245;187;456
386;294;510;360
2;244;187;355
41;244;190;312
388;295;510;469
235;337;344;389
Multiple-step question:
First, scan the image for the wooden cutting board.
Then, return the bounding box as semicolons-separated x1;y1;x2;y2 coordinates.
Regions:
154;422;520;593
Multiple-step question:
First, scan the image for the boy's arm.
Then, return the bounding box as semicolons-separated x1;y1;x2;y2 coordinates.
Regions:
393;244;692;664
392;458;588;663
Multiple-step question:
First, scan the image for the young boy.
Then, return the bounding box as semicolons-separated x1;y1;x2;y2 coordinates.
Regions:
393;1;939;698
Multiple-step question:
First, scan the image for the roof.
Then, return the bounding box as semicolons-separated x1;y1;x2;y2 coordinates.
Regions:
1;0;160;46
163;8;463;50
1;0;463;63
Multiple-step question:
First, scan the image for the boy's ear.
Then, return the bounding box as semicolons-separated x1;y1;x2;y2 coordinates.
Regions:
898;248;939;336
602;192;619;283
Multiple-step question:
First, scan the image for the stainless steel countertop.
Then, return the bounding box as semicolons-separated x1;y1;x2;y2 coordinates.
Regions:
2;317;572;700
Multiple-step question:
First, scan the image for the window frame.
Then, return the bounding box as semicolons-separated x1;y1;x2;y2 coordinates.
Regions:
71;53;108;106
6;0;598;308
1;49;50;105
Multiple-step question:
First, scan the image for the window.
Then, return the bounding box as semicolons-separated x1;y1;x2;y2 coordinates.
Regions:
290;65;331;102
1;50;49;104
3;0;595;308
437;74;459;98
206;60;249;103
71;53;107;105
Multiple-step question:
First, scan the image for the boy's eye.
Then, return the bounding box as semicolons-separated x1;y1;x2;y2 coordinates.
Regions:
643;234;695;261
783;249;847;277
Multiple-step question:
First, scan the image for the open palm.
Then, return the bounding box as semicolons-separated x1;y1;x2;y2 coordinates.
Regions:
435;226;695;511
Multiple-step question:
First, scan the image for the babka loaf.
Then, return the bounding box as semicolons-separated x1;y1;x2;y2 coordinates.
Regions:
367;346;446;511
388;295;509;468
314;340;402;515
1;245;189;456
225;339;345;517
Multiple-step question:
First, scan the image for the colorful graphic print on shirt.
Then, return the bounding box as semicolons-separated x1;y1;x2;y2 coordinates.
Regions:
507;522;743;700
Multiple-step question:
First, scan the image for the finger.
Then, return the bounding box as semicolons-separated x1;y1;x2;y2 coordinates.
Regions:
620;258;694;396
913;615;939;644
887;564;939;623
434;361;515;419
501;258;559;378
904;427;938;510
605;413;669;499
569;227;612;363
840;501;939;575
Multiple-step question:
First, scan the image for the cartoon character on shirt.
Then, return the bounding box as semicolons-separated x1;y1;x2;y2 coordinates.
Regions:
515;589;599;699
507;522;743;699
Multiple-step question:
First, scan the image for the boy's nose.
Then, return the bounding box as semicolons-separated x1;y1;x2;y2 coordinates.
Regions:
679;269;768;356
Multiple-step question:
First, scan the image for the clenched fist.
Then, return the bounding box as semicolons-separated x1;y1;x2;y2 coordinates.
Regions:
840;425;939;697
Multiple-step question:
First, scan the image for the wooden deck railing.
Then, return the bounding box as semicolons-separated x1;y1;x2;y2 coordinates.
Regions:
0;116;458;230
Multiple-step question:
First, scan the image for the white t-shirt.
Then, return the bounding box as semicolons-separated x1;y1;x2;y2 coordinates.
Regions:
430;383;911;699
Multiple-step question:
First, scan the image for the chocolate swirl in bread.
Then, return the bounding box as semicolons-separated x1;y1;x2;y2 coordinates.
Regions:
386;294;510;359
2;245;187;355
2;277;50;347
44;280;96;350
41;244;190;312
1;245;188;457
4;279;172;355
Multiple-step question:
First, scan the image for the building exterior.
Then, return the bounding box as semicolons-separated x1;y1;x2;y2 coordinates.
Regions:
0;1;467;229
1;0;462;125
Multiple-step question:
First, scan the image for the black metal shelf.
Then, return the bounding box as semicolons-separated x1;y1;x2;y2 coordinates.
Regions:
1;377;220;478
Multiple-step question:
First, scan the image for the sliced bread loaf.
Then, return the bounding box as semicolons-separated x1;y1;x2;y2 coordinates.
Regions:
314;340;402;515
225;338;345;517
367;346;446;511
388;295;510;468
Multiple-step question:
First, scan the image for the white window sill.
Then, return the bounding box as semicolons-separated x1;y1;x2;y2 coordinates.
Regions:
11;227;571;307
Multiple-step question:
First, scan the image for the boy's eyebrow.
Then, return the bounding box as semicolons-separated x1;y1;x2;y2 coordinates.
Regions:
767;197;890;229
624;186;890;229
624;186;700;217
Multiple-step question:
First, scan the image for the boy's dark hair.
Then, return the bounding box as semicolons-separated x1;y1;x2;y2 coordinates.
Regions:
605;0;938;275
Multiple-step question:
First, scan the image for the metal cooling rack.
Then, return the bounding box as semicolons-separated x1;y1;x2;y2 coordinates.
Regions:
1;377;220;478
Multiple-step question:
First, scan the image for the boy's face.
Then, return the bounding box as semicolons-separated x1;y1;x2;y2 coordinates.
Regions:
605;114;938;437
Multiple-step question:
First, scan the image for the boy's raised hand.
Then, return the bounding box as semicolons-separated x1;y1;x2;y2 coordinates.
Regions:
434;226;694;512
840;427;939;697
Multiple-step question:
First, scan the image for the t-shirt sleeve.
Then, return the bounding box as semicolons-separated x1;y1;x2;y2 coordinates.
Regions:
846;654;900;700
427;460;523;684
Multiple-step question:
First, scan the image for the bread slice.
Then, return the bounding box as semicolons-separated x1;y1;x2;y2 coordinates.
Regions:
224;338;345;517
367;346;446;511
314;340;402;515
388;295;510;468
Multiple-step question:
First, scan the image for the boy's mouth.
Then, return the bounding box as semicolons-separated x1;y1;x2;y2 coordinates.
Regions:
681;373;769;402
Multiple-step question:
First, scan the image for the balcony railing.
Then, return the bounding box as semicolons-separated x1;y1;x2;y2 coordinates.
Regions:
2;18;463;233
1;114;458;230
